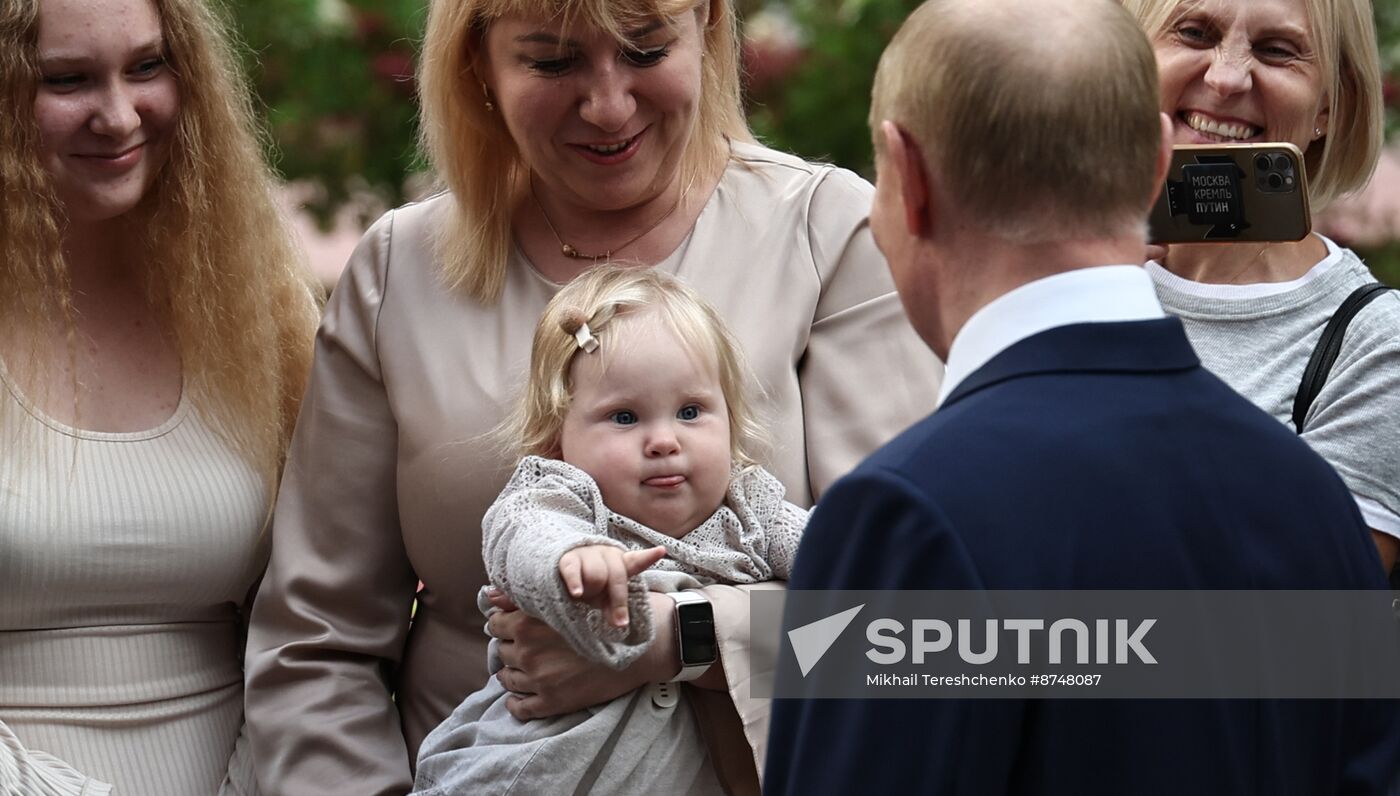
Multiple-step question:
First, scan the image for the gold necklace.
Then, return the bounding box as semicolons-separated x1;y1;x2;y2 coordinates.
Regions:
1167;242;1271;285
1228;243;1272;284
530;175;689;262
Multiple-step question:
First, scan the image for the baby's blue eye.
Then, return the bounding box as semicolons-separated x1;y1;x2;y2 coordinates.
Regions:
677;405;700;421
610;410;638;425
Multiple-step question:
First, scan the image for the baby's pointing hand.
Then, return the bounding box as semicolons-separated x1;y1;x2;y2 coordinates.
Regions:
557;545;668;628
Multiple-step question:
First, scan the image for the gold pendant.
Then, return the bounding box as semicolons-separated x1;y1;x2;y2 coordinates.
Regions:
561;244;580;258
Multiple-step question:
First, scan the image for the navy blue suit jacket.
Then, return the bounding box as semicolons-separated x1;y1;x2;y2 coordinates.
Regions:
765;319;1400;795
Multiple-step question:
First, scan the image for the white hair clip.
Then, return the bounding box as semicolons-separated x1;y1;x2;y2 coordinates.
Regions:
573;322;599;353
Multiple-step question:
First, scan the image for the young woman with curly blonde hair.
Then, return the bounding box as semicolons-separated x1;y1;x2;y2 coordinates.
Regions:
0;0;320;791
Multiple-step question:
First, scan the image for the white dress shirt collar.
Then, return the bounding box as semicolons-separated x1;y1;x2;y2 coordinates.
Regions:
936;265;1166;406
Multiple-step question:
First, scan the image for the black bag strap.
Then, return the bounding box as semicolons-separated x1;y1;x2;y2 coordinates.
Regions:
1292;282;1396;434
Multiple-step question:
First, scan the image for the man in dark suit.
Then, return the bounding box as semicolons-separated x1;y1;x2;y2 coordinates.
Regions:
763;0;1400;792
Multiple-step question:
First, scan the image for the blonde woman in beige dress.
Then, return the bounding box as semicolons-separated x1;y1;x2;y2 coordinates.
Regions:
242;0;943;792
0;0;320;792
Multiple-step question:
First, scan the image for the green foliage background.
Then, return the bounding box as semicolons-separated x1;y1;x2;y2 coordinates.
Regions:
745;0;911;179
234;0;426;227
1380;0;1400;134
1367;0;1400;283
233;0;1400;281
751;0;1400;174
746;0;1400;283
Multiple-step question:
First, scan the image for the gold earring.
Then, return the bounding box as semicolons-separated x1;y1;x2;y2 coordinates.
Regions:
481;81;494;112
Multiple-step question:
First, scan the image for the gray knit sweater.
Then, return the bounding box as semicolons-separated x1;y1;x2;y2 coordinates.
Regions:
479;456;806;668
1149;238;1400;538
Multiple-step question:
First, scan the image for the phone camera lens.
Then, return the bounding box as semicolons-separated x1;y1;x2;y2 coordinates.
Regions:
1272;154;1293;172
1255;154;1272;171
1267;173;1284;190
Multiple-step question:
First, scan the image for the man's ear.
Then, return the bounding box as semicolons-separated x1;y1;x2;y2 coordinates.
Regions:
878;120;932;238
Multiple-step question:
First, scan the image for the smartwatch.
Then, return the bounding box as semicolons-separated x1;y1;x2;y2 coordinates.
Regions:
667;591;717;682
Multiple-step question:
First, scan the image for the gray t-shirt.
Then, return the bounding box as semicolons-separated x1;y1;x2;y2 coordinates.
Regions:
1149;236;1400;539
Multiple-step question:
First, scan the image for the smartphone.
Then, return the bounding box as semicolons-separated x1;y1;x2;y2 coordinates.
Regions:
1148;143;1310;244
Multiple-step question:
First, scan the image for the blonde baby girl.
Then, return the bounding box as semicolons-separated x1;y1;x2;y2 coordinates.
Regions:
412;265;807;795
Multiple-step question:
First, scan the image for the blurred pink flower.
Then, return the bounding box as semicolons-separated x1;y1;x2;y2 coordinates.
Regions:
742;7;805;94
278;183;375;290
372;51;416;97
353;9;388;39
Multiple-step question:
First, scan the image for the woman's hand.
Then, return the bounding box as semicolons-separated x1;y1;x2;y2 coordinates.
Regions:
485;589;684;720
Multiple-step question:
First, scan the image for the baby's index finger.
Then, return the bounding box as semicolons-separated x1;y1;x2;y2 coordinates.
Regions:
622;545;668;577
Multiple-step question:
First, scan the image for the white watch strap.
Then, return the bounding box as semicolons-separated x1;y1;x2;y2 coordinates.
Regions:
668;591;708;607
672;660;711;682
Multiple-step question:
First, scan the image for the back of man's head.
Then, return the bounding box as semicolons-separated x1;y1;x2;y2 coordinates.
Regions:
871;0;1162;244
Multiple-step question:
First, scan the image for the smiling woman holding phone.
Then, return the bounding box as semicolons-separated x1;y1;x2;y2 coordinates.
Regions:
1126;0;1400;571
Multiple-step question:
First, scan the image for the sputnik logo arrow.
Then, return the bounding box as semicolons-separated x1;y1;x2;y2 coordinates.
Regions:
787;604;865;677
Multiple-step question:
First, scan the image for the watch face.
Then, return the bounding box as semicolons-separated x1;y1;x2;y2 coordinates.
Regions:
677;601;717;665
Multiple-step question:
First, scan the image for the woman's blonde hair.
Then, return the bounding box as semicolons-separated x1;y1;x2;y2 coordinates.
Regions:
418;0;753;304
0;0;322;494
504;265;766;469
1121;0;1384;210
